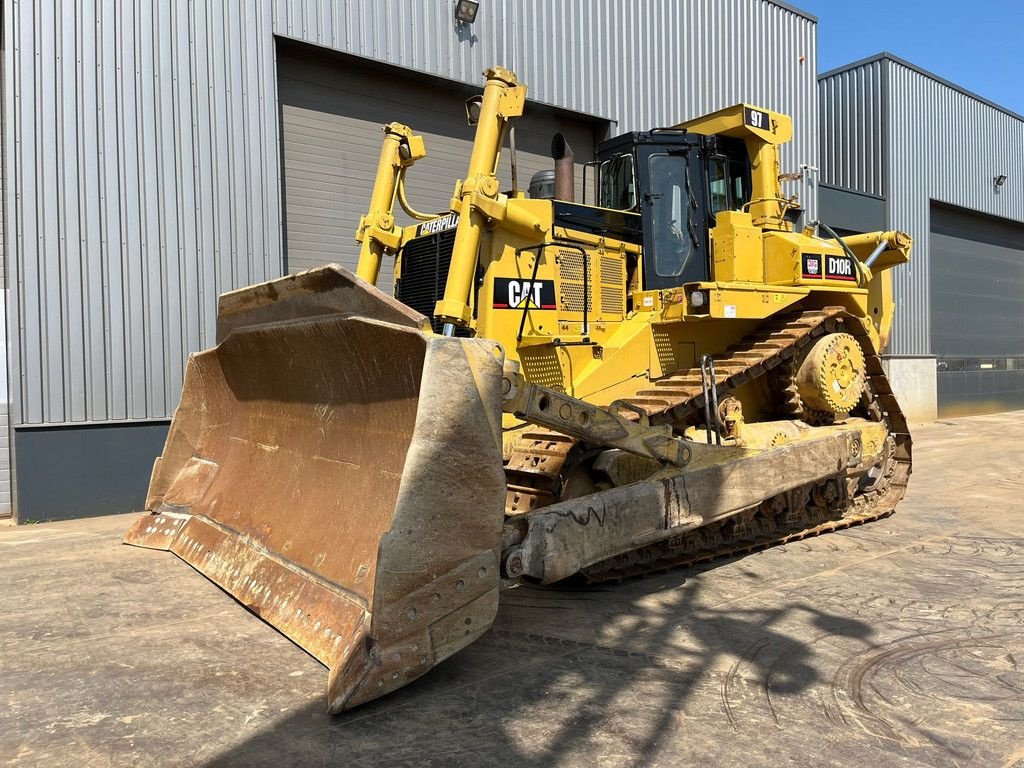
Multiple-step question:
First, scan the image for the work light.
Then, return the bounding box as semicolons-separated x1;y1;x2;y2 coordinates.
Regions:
454;0;479;24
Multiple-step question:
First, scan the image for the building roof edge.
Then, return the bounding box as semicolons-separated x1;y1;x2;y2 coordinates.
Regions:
819;52;1024;123
764;0;818;23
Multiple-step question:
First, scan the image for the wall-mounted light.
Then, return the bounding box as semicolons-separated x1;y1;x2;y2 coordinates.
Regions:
995;174;1008;187
454;0;480;24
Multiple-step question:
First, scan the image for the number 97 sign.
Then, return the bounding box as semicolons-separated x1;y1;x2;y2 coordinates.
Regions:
745;107;770;131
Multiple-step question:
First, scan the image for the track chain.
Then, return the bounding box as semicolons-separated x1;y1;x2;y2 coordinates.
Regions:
502;307;912;582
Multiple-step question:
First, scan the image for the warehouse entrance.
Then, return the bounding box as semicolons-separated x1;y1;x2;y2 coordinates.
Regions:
276;42;603;290
930;203;1024;416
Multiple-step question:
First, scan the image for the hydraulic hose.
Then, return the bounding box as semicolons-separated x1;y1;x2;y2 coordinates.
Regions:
397;170;446;222
814;220;869;287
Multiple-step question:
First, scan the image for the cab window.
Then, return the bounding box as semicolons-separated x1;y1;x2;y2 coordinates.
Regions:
599;154;636;210
709;157;730;213
708;155;750;214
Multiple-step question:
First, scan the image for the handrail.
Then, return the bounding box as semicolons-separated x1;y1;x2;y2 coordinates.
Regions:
514;242;592;343
700;354;722;446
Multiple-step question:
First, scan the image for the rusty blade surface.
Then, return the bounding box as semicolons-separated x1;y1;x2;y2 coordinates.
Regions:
124;266;507;711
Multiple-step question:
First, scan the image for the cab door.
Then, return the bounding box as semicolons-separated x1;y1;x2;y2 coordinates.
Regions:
637;143;711;290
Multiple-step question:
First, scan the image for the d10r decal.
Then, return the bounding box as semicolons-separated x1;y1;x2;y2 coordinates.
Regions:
493;278;556;309
824;255;857;281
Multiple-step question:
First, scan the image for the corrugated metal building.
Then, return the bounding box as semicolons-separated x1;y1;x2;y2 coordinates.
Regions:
1;0;821;522
819;53;1024;421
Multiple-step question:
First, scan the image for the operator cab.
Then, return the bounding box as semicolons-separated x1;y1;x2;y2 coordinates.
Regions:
595;130;753;291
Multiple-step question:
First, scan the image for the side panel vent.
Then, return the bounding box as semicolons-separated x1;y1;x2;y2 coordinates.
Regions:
599;254;625;317
556;249;592;315
519;347;565;392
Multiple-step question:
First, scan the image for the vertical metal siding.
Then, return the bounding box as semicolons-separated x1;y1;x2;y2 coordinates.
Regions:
277;50;597;279
886;61;1024;356
4;0;818;426
817;60;884;196
272;0;819;182
822;57;1024;356
0;5;9;512
4;0;281;425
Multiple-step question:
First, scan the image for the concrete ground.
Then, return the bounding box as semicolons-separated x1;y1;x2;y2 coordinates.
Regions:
2;413;1023;768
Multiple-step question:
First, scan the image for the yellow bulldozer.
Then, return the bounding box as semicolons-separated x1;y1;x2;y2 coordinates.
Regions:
124;67;912;712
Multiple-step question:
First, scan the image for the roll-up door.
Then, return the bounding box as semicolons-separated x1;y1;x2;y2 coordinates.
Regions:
930;203;1024;416
277;46;600;291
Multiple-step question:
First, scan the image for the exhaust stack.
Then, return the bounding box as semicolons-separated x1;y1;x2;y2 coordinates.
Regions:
552;133;574;202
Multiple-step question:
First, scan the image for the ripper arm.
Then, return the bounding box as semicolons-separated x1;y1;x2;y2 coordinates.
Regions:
840;230;912;272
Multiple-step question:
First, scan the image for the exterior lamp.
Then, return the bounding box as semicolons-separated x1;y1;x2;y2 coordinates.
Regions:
995;174;1008;187
454;0;479;24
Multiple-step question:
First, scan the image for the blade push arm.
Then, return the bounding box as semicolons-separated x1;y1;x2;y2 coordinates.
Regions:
502;365;691;467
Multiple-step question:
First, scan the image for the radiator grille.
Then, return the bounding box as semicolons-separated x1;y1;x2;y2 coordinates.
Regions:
652;326;677;373
558;249;585;282
561;283;587;313
395;230;467;335
600;254;624;316
651;326;694;375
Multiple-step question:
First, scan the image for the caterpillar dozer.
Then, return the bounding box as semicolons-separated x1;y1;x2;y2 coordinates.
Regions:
124;67;912;712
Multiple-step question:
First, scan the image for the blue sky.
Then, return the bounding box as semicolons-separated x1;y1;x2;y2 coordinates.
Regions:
796;0;1024;115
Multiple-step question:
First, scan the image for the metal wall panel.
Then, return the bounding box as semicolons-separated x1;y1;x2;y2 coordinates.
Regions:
4;0;818;427
818;60;884;197
820;55;1024;356
271;0;819;171
930;204;1024;358
4;0;282;425
887;60;1024;355
0;289;7;513
0;403;9;516
12;421;169;522
0;29;7;513
0;29;4;292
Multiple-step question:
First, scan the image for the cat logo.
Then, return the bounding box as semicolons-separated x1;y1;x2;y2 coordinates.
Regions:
492;278;556;309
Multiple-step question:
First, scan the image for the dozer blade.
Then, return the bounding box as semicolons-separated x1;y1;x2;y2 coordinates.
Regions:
123;266;507;712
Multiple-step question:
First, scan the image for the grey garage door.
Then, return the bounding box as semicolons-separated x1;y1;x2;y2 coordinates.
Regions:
930;203;1024;416
278;46;601;290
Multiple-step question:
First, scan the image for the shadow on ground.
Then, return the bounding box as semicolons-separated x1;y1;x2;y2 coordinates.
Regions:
202;571;874;768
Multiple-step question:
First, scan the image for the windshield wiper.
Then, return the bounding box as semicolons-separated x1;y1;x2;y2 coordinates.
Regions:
687;218;700;248
684;160;700;247
684;158;698;211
